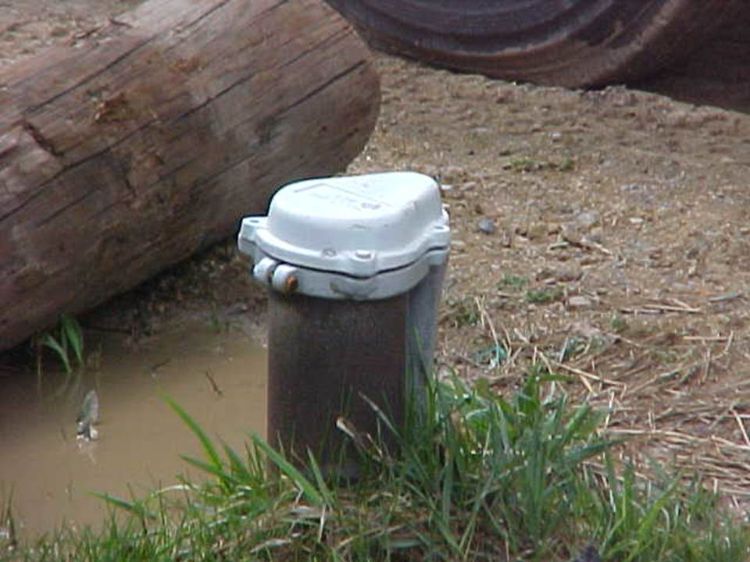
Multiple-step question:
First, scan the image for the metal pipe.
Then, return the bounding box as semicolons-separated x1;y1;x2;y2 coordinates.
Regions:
268;292;406;478
238;171;450;477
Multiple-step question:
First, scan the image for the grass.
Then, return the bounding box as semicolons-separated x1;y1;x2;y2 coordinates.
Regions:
1;368;747;561
504;156;575;174
34;314;85;375
609;313;628;334
444;297;481;328
498;274;528;290
507;156;542;173
525;287;564;304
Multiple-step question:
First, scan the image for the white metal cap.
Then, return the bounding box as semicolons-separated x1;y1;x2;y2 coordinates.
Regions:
238;172;450;300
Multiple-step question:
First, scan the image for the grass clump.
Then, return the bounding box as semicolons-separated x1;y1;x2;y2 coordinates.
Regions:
609;313;628;334
2;369;747;561
507;156;542;173
444;297;481;328
34;314;85;375
498;274;528;290
504;157;575;174
525;287;563;304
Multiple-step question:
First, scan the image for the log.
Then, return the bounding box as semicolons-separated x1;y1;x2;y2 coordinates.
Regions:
0;0;380;352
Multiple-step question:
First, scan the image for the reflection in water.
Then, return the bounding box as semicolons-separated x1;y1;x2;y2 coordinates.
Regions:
0;324;267;536
76;389;100;441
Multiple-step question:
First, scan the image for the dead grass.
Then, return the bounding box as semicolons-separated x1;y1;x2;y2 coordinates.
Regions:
434;289;750;512
341;55;750;511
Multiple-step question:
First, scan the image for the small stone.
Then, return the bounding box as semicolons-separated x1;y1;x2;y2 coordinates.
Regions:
527;222;547;240
575;211;599;229
537;265;581;283
621;183;643;192
567;296;592;309
477;217;496;235
535;267;555;282
587;227;604;244
555;266;583;282
561;223;583;245
500;228;514;248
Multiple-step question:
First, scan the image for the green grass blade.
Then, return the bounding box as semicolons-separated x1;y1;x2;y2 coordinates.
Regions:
60;314;84;367
162;394;222;472
6;365;750;561
180;455;238;487
221;441;253;483
42;333;71;374
631;480;680;560
306;449;335;506
251;434;325;507
92;492;156;521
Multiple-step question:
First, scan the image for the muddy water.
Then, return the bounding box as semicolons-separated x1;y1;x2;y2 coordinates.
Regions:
0;323;266;535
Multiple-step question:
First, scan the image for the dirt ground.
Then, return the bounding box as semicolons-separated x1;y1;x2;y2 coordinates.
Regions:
4;2;750;505
0;0;142;67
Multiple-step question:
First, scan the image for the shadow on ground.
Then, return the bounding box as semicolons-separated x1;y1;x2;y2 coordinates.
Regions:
640;6;750;114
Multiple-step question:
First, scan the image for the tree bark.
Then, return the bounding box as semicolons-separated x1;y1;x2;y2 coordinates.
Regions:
0;0;380;352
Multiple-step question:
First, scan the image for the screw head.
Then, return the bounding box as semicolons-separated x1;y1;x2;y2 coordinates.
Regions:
284;275;298;294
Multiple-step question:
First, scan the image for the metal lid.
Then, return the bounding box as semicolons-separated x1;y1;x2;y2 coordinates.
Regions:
239;172;449;280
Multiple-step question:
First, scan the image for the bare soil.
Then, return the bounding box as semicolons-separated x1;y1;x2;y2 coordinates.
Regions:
0;0;141;68
4;2;750;502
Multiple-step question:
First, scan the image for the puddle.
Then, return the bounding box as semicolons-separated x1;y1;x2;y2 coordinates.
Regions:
0;323;267;536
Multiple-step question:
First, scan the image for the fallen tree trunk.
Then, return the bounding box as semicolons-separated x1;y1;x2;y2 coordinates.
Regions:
0;0;380;352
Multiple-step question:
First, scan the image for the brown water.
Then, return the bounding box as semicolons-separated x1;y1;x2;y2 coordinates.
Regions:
0;323;267;536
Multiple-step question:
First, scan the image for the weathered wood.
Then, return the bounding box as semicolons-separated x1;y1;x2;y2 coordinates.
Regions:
0;0;380;351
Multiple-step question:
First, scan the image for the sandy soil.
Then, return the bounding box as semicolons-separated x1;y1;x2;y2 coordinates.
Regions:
3;1;750;502
0;0;141;68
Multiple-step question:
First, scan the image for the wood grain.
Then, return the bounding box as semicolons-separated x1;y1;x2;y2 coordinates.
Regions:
0;0;380;351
